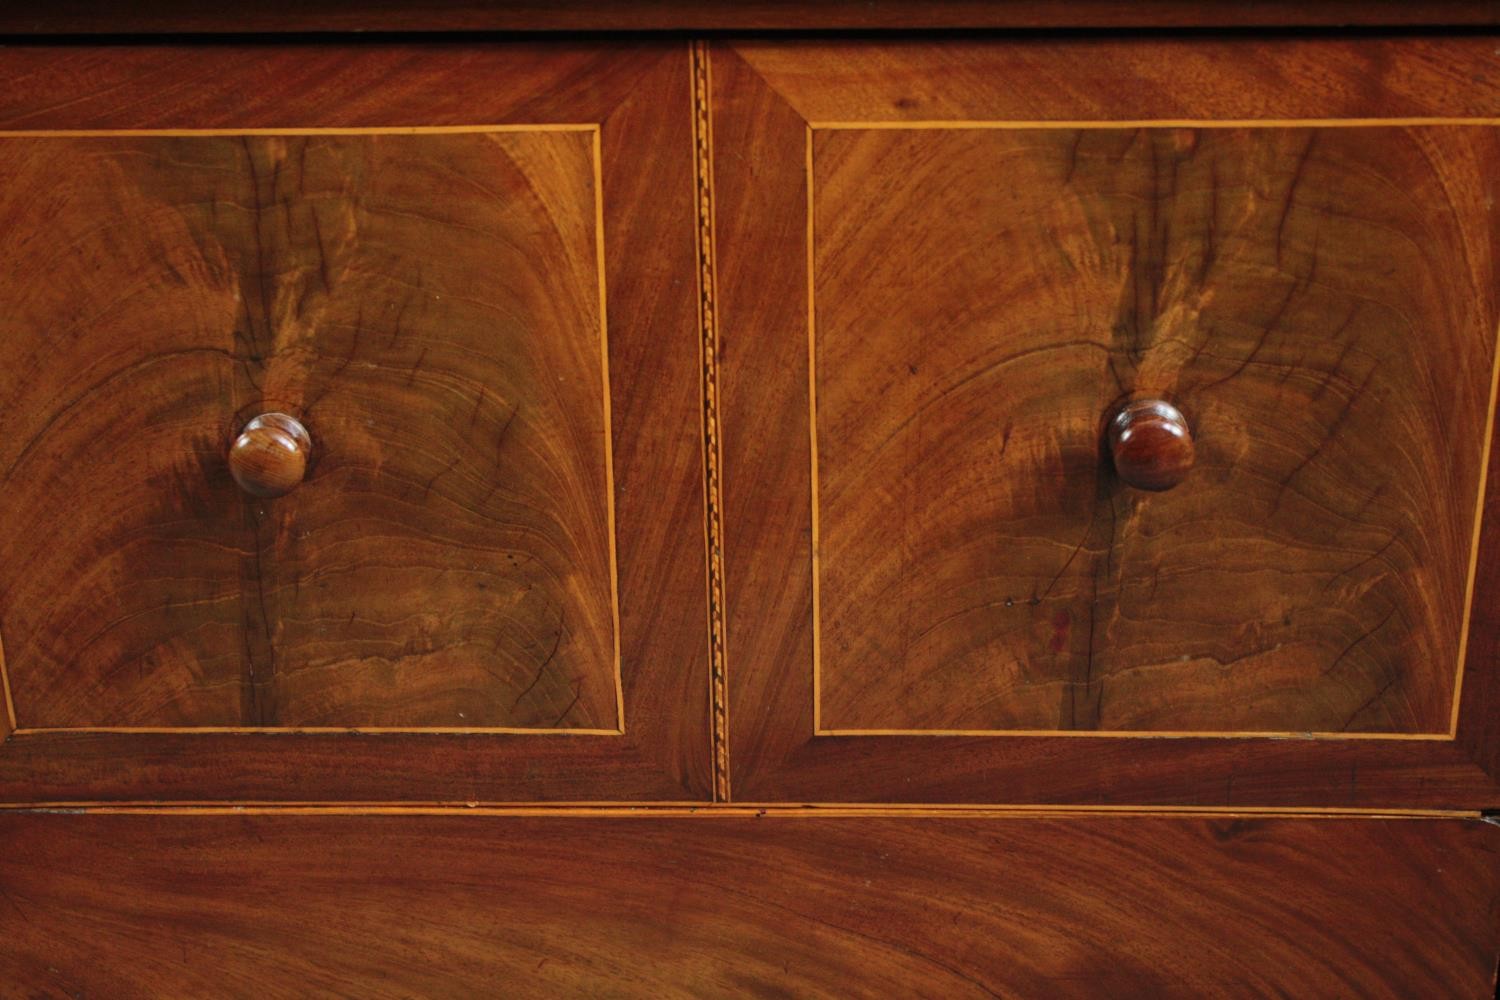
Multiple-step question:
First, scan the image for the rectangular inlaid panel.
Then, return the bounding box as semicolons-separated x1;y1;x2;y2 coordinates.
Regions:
2;811;1497;996
811;125;1499;735
0;129;621;731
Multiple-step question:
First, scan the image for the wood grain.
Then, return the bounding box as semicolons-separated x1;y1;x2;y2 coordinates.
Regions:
1;811;1496;997
812;124;1497;736
0;128;619;731
715;38;1500;805
731;37;1500;126
0;43;711;801
0;0;1497;32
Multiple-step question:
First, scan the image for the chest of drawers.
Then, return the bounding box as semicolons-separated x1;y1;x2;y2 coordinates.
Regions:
2;6;1500;996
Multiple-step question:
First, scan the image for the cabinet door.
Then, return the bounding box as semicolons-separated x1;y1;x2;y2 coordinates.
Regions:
0;43;711;803
712;36;1500;806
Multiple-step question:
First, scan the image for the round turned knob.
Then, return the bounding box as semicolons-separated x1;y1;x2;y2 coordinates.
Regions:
228;412;311;498
1106;399;1194;492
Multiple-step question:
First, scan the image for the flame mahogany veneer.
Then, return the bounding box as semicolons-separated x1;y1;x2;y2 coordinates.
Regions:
1;811;1497;998
0;20;1499;998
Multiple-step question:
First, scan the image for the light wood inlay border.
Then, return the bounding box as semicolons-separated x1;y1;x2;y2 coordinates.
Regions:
0;125;600;137
807;118;1500;131
819;729;1457;740
593;123;627;736
692;42;731;802
1450;310;1500;735
805;117;1500;740
0;801;1479;819
806;124;824;738
0;123;626;737
0;629;13;738
10;726;623;737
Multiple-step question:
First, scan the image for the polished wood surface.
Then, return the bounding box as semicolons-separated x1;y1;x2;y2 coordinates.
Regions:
716;37;1500;805
228;413;312;499
1107;399;1195;493
0;811;1494;997
733;36;1500;123
813;123;1494;736
0;27;1497;1000
0;128;620;731
1;0;1497;32
0;43;712;802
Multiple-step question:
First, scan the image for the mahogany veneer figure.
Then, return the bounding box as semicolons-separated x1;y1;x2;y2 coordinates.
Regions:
0;12;1497;997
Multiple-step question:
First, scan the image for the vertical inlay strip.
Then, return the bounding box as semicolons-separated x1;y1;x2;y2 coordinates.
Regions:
0;627;14;737
692;41;730;801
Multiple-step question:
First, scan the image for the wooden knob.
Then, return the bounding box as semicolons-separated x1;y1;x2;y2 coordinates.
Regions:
228;412;311;498
1107;399;1194;492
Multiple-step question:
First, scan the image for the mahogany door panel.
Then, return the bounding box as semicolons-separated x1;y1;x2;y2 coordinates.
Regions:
0;43;711;803
2;810;1496;997
713;36;1500;805
1;129;620;732
812;123;1490;737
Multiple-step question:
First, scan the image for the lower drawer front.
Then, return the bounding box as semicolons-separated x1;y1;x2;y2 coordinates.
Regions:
1;812;1495;997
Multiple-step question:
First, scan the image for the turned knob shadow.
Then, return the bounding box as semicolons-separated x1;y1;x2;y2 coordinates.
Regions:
1106;399;1194;492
